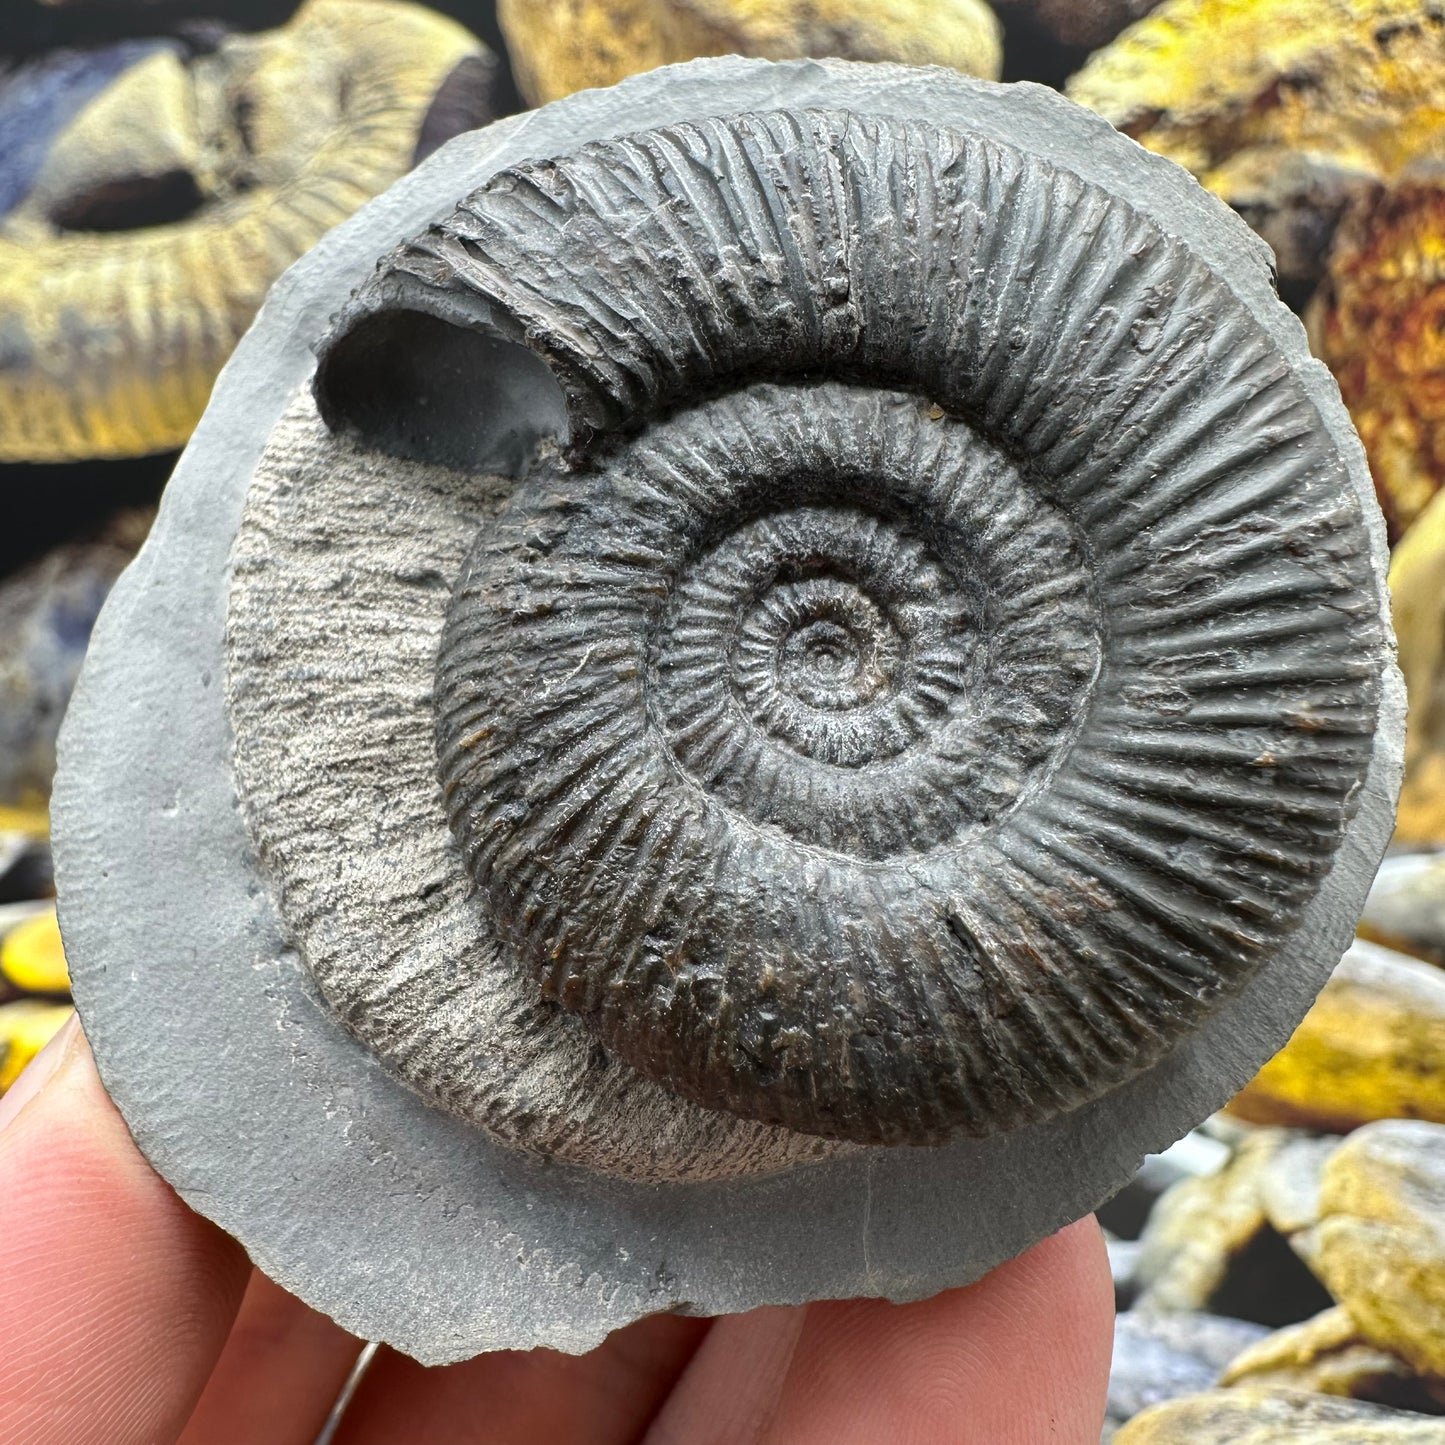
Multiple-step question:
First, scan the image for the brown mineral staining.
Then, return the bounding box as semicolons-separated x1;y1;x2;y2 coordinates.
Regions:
1114;1387;1445;1442
1309;182;1445;542
1221;1306;1445;1410
1228;944;1445;1133
1314;1119;1445;1378
0;0;491;462
1389;488;1445;845
1067;0;1445;282
497;0;1003;107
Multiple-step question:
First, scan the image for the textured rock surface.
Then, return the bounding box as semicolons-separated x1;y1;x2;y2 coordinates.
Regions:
1115;1388;1445;1443
1107;1310;1269;1433
1136;1129;1334;1320
1229;943;1445;1132
1221;1306;1445;1411
1363;857;1445;964
1068;0;1445;283
52;58;1403;1361
298;97;1385;1164
1309;182;1445;543
227;398;834;1183
0;513;147;806
497;0;1002;106
1315;1120;1445;1377
1387;491;1445;847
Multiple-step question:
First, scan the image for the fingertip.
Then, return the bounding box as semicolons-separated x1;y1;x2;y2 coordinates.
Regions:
0;1019;249;1445
765;1218;1114;1445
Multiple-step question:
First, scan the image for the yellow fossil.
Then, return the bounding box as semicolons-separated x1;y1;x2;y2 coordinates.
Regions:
1229;944;1445;1132
497;0;1003;108
0;1000;74;1093
1390;486;1445;846
1220;1306;1445;1410
1067;0;1445;280
0;907;69;997
1309;181;1445;542
0;0;487;463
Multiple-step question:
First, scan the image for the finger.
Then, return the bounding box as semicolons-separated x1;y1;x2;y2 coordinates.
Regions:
332;1310;711;1445
638;1305;807;1445
176;1271;364;1445
647;1216;1114;1445
0;1016;251;1445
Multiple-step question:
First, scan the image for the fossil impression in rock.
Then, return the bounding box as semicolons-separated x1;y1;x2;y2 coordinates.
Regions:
54;61;1402;1360
0;0;495;463
230;105;1391;1166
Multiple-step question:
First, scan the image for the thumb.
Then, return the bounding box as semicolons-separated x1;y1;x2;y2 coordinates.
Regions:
0;1016;250;1445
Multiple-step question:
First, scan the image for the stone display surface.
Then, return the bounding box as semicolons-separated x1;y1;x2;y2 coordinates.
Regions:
0;512;148;806
1229;942;1445;1133
1107;1310;1269;1432
1314;1119;1445;1379
53;57;1403;1362
1221;1306;1445;1412
1364;856;1445;964
1386;493;1445;847
1134;1129;1335;1321
1114;1387;1445;1443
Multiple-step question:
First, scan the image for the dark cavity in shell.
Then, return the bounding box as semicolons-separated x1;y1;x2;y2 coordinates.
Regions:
316;108;1387;1148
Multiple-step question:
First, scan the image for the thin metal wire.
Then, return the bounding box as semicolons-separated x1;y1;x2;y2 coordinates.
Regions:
312;1340;380;1445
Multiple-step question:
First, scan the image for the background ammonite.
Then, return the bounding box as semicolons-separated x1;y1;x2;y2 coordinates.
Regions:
0;0;494;462
54;59;1402;1361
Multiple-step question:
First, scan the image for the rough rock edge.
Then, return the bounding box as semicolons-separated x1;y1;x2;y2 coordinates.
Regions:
52;58;1402;1364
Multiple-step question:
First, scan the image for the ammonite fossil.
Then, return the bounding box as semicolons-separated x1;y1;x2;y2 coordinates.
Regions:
53;59;1402;1361
0;0;494;463
1388;488;1445;847
1067;0;1445;286
1309;180;1445;544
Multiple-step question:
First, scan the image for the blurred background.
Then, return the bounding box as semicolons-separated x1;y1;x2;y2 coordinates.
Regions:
2;3;1444;1441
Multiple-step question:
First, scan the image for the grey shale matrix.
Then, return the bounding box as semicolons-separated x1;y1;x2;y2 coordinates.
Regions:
55;59;1403;1361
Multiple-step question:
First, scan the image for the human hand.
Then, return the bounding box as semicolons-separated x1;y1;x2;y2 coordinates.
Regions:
0;1016;1114;1445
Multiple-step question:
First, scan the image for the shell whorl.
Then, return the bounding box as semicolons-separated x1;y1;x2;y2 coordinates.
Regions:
315;108;1385;1148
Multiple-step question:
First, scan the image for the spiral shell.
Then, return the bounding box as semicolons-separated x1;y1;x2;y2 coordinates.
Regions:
293;106;1391;1152
0;0;492;463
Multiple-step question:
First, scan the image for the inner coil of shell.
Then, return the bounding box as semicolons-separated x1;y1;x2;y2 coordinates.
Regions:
315;109;1385;1148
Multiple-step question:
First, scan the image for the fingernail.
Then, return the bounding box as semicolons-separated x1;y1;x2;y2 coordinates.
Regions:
0;1010;81;1135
